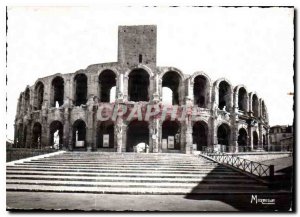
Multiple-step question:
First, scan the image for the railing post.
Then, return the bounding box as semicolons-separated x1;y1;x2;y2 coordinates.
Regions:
269;164;274;181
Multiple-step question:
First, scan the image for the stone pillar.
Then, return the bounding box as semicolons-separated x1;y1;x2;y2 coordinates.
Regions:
151;118;159;153
63;107;70;150
258;123;263;149
233;125;239;153
185;78;193;106
185;118;193;154
152;74;160;102
117;73;124;102
248;125;253;151
116;117;124;153
86;97;95;152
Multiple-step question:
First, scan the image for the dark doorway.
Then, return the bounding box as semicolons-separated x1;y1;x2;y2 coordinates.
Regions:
128;69;149;102
192;121;208;151
49;121;63;149
162;120;181;150
72;119;86;149
126;120;149;152
238;128;248;147
32;122;42;148
97;120;114;148
253;131;259;149
217;123;230;146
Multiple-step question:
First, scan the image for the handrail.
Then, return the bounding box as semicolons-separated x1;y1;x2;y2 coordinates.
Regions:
201;150;274;181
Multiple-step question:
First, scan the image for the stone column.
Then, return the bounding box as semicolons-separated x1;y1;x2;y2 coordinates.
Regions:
185;119;193;154
86;98;95;152
248;125;253;151
117;73;124;102
151;118;159;153
116;117;124;153
233;125;239;153
25;121;32;149
63;107;70;150
258;123;263;149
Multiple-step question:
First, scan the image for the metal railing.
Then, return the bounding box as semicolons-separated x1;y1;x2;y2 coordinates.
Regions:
201;151;274;181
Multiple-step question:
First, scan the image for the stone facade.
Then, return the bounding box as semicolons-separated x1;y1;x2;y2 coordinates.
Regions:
14;25;269;154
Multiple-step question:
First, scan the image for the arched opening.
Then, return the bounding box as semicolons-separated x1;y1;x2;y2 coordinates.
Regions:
194;75;208;108
162;71;181;105
49;121;63;149
24;88;30;112
34;82;44;111
217;123;231;147
32;122;42;149
238;128;248;150
252;94;259;117
162;120;181;150
97;120;114;148
192;121;208;151
253;131;259;149
128;69;149;102
238;87;247;112
51;76;64;107
218;81;231;112
162;87;173;105
99;70;116;103
73;119;86;149
126;120;149;152
74;74;87;106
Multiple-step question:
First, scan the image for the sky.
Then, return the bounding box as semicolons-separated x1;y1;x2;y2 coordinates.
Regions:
6;6;294;141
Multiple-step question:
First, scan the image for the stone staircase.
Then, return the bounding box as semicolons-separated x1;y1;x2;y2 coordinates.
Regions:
6;152;270;194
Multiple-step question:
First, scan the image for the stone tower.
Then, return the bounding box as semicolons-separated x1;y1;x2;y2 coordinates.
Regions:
118;25;157;68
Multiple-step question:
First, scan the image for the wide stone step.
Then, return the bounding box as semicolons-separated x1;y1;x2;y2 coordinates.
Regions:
17;163;216;168
6;179;262;187
6;167;233;174
6;171;245;179
6;184;269;194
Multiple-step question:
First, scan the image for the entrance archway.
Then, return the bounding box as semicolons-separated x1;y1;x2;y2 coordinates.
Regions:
162;120;181;150
192;121;208;151
253;131;259;149
72;119;86;149
217;123;230;146
49;121;63;149
238;128;248;151
97;120;114;148
32;122;42;149
218;81;231;112
126;120;149;152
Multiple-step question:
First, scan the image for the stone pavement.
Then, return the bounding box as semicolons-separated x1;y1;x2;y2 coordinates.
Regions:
7;191;292;211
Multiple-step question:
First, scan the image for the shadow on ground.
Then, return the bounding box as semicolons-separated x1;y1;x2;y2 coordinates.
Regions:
184;164;293;211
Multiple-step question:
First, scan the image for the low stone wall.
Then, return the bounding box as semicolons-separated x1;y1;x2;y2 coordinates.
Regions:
229;152;292;162
6;148;58;162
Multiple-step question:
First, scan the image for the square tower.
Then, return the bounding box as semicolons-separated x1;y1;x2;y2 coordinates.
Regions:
118;25;157;68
